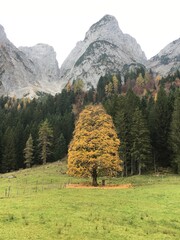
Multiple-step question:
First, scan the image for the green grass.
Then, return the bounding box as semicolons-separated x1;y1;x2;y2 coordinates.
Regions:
0;160;180;239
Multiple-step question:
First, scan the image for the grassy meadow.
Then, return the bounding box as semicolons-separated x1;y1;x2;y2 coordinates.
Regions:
0;160;180;240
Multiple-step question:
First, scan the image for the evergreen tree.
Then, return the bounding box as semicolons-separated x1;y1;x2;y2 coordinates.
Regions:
24;134;34;168
104;94;120;120
29;122;39;165
14;121;25;168
38;119;53;165
146;96;157;171
131;108;152;175
54;133;67;160
170;90;180;173
115;110;131;176
1;127;17;172
154;87;172;167
116;90;140;175
0;129;3;172
97;75;110;101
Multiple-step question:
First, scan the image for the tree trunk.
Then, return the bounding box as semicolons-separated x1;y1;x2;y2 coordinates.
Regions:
131;158;134;175
92;168;98;186
138;160;141;175
153;152;157;173
125;159;128;177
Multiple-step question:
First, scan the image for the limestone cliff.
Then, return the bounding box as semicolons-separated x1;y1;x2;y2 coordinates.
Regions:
60;15;147;88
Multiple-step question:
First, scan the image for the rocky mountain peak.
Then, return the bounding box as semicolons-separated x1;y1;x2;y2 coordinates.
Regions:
84;15;123;47
0;24;8;42
60;15;147;89
85;15;122;40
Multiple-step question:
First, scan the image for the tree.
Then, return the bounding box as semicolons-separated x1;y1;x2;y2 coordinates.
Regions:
73;79;84;94
115;110;130;176
154;87;171;167
53;133;67;160
112;75;119;94
146;96;157;172
105;82;113;96
1;127;17;172
24;134;34;168
68;105;122;186
131;108;152;175
14;121;25;168
136;73;144;86
114;90;140;175
38;119;53;165
170;90;180;173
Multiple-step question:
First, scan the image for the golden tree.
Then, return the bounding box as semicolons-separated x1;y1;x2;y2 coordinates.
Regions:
68;104;122;186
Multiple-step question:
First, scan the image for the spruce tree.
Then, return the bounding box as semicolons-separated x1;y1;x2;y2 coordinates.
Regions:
38;119;53;165
154;87;171;167
147;96;157;171
170;90;180;173
54;133;67;160
2;127;17;172
115;111;131;176
131;108;152;175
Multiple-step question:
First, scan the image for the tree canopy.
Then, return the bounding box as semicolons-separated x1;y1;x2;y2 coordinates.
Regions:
68;104;122;186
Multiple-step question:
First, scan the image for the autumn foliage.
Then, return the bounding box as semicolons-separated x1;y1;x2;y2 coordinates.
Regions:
68;104;122;186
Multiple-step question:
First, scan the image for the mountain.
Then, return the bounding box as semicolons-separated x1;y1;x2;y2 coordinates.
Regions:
19;44;61;96
60;15;147;88
147;38;180;76
0;25;60;98
1;15;179;98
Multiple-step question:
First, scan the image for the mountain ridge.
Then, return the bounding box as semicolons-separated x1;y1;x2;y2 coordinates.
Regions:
0;24;61;98
147;38;180;75
0;15;180;98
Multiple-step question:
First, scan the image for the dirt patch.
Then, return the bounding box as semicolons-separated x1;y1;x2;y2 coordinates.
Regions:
66;183;132;189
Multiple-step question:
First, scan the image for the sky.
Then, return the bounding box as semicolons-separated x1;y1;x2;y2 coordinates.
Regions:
0;0;179;66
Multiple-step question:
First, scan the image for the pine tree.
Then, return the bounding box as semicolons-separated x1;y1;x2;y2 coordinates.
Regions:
146;96;157;171
38;119;53;165
1;127;17;172
154;87;171;167
131;108;152;175
115;111;131;176
24;134;34;168
170;90;180;173
68;104;122;186
54;133;67;160
114;90;140;175
14;121;25;168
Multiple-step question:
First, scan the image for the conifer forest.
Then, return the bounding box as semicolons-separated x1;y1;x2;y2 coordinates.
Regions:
0;70;179;175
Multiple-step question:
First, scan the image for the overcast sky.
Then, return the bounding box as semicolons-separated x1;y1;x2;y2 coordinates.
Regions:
0;0;179;66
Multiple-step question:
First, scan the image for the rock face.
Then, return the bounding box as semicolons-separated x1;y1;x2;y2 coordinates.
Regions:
19;44;61;96
147;38;180;76
0;25;60;98
60;15;147;88
0;24;36;97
